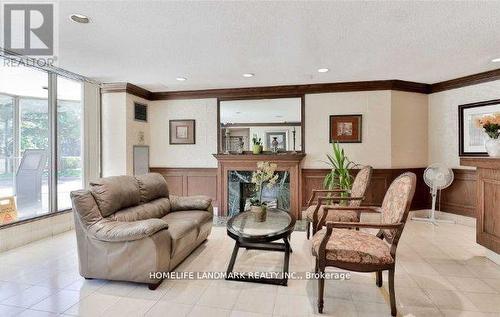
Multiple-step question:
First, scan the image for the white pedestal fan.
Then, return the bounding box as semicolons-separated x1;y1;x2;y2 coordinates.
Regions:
412;164;455;225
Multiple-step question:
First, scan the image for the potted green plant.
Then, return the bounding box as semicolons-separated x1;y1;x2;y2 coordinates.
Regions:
252;134;263;154
323;142;356;203
250;161;279;222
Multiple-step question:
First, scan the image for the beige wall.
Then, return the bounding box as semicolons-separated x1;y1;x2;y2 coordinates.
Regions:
101;92;151;176
123;90;432;170
304;91;393;168
391;91;428;168
429;80;500;168
101;92;127;176
149;98;218;168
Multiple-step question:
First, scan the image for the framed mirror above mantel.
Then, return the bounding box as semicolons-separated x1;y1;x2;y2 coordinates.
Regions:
217;95;305;154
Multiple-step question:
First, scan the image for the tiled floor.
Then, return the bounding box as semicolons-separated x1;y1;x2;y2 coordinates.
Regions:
0;218;499;316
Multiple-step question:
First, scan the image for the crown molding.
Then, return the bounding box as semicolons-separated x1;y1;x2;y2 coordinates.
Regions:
100;68;500;100
101;82;152;100
429;68;500;93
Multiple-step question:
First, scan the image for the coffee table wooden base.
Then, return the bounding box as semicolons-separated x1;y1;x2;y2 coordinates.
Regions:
225;238;291;286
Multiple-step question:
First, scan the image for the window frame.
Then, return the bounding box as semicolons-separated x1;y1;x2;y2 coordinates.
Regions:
0;60;86;228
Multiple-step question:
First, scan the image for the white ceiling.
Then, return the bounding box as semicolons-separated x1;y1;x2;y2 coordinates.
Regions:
54;1;500;91
220;98;301;124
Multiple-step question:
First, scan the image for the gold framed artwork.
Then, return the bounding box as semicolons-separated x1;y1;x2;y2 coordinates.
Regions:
169;120;196;144
329;114;362;143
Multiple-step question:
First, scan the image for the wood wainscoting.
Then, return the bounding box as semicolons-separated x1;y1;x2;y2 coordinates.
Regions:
439;169;477;218
301;168;430;211
150;167;477;219
149;167;219;208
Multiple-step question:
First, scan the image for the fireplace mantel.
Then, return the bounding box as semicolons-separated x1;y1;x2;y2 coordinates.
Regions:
213;153;306;218
213;153;306;162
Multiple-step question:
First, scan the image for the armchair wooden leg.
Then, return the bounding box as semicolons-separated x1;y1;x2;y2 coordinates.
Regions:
376;271;382;287
306;221;310;240
317;267;325;314
388;268;396;316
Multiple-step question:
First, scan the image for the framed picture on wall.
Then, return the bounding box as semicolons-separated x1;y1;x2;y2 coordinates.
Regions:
266;132;287;150
459;99;500;156
329;114;362;143
169;120;196;144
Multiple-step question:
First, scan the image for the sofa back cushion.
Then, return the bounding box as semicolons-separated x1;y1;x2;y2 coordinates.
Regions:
90;175;141;217
135;173;169;203
110;198;171;222
71;189;102;228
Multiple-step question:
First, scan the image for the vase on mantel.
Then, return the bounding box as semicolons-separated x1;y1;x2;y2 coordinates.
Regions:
486;137;500;157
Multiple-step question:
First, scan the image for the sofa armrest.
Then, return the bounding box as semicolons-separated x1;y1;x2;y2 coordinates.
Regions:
88;218;169;242
170;195;212;212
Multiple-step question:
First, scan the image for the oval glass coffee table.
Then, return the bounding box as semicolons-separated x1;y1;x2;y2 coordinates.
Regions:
226;208;296;286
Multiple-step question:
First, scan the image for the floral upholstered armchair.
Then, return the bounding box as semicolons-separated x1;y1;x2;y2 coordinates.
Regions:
311;172;416;316
302;166;373;239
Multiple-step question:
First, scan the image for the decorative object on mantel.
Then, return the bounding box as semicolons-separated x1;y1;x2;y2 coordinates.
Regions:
459;99;500;156
271;137;279;153
475;113;500;157
169;119;195;144
252;134;263;154
329;114;362;143
250;161;279;222
323;142;356;200
266;132;286;152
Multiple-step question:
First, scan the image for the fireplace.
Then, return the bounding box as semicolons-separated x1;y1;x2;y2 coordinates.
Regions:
213;153;305;219
227;170;290;216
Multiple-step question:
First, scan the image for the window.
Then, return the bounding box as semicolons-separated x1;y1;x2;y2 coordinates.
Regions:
57;77;83;210
0;57;85;224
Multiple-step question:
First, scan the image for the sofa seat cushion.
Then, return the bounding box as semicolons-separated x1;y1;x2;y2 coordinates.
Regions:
135;173;169;203
312;228;394;265
110;198;171;222
163;210;212;227
90;175;141;217
161;216;198;258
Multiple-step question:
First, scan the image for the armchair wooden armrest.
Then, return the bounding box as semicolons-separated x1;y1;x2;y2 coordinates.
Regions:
306;189;348;206
325;221;404;230
317;196;363;204
323;206;382;213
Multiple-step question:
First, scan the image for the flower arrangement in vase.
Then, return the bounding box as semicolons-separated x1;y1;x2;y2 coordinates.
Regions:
475;113;500;157
252;134;263;154
250;161;279;222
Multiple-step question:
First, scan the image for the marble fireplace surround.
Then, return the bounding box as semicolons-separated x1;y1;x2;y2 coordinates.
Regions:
213;153;306;218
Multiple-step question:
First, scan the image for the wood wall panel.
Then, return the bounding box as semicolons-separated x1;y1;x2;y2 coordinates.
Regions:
460;158;500;254
150;168;219;208
150;167;477;219
301;168;430;211
439;169;477;218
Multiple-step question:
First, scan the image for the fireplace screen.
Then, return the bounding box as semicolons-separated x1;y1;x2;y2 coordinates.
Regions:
227;170;290;216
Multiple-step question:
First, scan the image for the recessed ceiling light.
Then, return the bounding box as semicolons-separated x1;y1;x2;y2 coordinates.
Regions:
275;115;283;118
69;14;90;24
236;111;242;114
176;77;187;81
317;68;329;73
492;58;500;63
242;73;254;78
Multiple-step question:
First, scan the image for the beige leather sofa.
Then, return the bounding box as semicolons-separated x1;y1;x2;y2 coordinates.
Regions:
70;173;213;289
